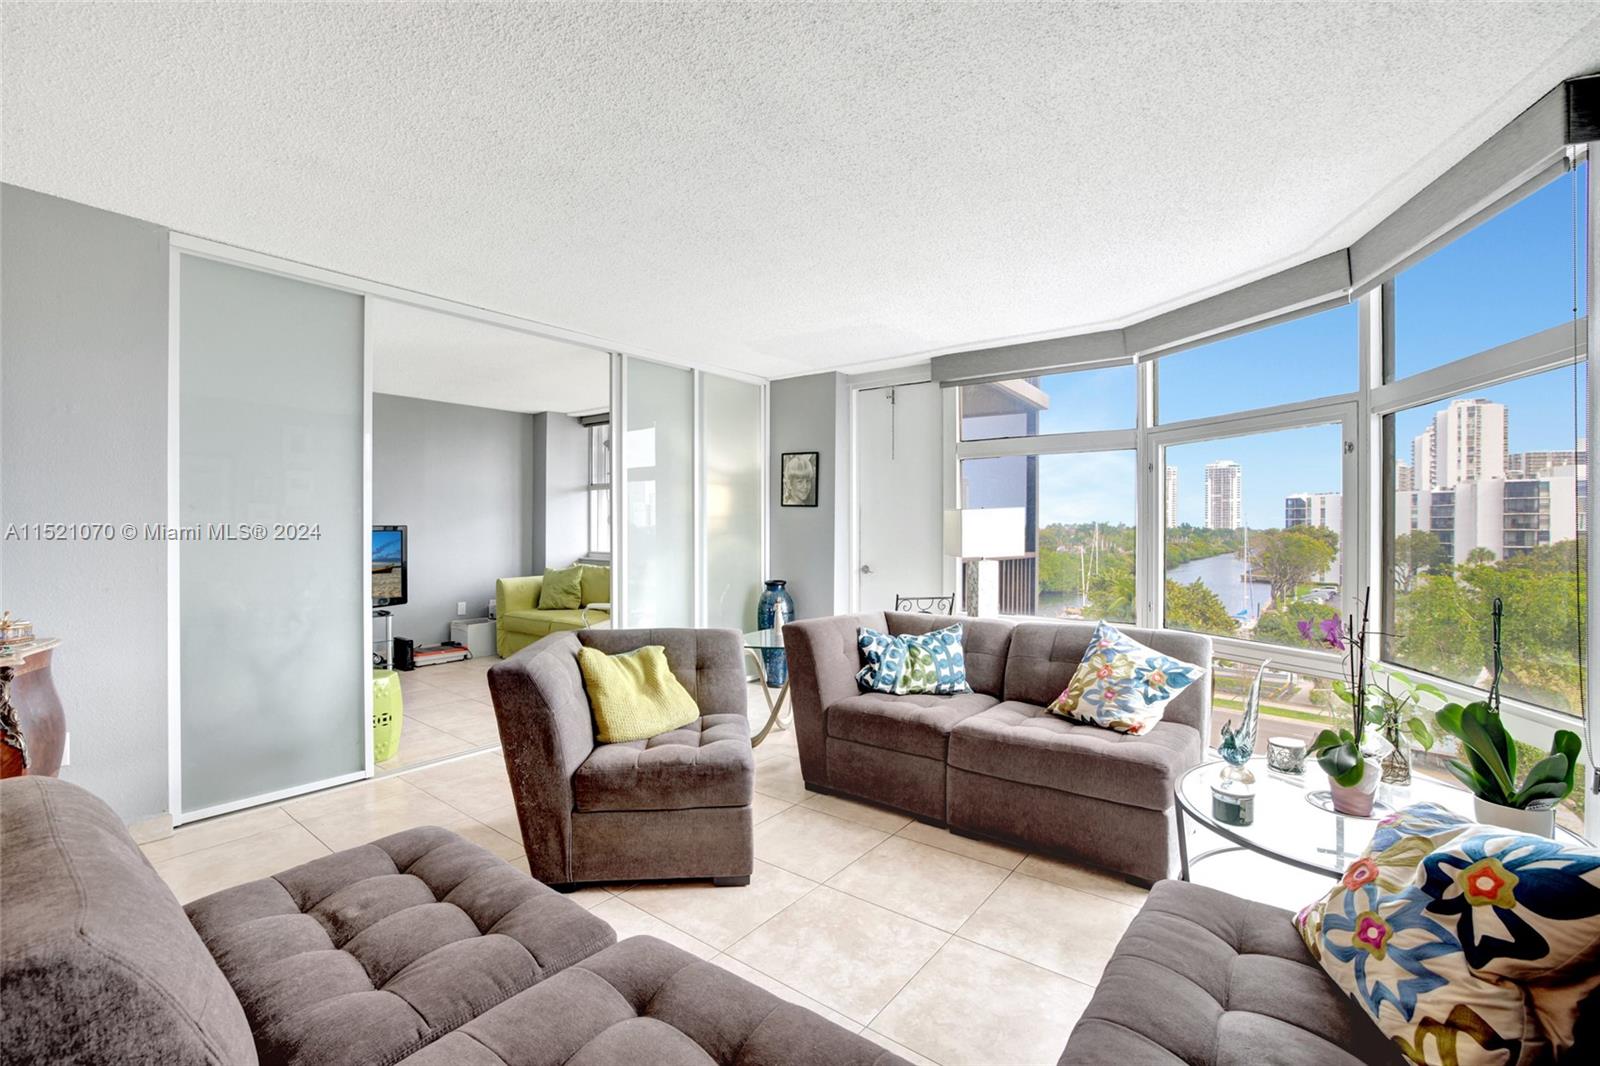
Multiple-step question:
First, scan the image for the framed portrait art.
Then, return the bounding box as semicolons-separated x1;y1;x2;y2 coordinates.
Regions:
779;451;819;507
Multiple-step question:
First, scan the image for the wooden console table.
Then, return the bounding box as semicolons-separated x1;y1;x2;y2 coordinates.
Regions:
0;638;65;779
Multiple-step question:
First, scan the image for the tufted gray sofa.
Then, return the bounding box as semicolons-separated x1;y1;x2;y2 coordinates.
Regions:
784;612;1212;884
1058;879;1401;1065
0;776;907;1066
487;627;756;889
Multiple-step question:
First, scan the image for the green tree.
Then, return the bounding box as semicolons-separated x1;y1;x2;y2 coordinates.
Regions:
1254;600;1340;649
1250;529;1336;606
1393;531;1448;592
1464;547;1496;566
1163;579;1234;634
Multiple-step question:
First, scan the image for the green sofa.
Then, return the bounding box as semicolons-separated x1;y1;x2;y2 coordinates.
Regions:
496;564;611;657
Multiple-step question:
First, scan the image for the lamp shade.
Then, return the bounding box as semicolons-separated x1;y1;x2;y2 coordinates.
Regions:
943;507;1026;559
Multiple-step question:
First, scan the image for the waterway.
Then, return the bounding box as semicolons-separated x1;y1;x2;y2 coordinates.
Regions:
1039;551;1271;622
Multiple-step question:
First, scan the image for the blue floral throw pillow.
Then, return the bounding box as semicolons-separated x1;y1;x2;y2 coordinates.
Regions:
1047;621;1203;734
856;625;971;695
1294;803;1600;1065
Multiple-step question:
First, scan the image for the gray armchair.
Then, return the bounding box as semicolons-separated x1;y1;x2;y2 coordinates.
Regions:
487;627;755;889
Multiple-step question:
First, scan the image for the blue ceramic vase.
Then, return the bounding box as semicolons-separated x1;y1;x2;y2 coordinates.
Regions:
756;579;794;687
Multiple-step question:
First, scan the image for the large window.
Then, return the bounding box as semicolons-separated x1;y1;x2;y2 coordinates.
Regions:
1158;304;1357;424
1393;167;1587;381
1162;422;1349;649
958;451;1137;621
959;365;1135;440
587;422;611;557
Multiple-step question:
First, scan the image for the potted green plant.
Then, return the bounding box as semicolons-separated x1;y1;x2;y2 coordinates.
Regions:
1366;667;1441;786
1433;599;1582;837
1303;590;1385;816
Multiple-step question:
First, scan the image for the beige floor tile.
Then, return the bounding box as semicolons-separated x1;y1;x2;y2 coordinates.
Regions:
872;937;1093;1066
860;1029;942;1066
800;792;912;834
153;822;330;904
755;806;888;882
894;821;1026;870
1014;854;1149;908
726;886;948;1025
510;857;613;908
711;955;861;1032
140;804;292;864
752;754;815;804
407;699;502;746
621;860;818;950
403;751;515;816
281;776;404;822
437;815;523;861
751;792;793;826
827;836;1008;932
588;897;718;959
752;731;799;763
955;873;1138;985
377;719;479;773
423;674;495;700
395;682;467;711
288;778;473;852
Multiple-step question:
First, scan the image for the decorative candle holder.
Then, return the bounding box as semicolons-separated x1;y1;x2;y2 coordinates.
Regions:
1267;736;1308;774
1211;779;1255;826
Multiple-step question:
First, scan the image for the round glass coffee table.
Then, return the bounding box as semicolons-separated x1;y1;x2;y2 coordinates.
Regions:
1175;756;1587;879
742;629;791;746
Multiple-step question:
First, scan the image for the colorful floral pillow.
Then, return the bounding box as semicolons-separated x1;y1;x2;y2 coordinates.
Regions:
1047;621;1203;734
1294;803;1600;1065
856;625;971;695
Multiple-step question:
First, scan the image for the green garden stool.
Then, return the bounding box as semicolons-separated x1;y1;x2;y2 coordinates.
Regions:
371;669;404;762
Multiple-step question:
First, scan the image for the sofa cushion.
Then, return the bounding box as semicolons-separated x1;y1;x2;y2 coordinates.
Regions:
184;825;615;1066
887;612;1012;697
579;564;611;607
501;608;598;637
1059;880;1399;1066
1049;620;1205;735
0;777;259;1066
398;936;907;1066
573;713;754;812
1003;621;1211;735
948;700;1201;811
828;691;998;761
538;565;585;610
578;645;701;744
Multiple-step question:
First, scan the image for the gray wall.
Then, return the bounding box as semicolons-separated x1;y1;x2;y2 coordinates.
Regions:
768;372;851;619
1;185;171;823
531;411;591;572
373;394;536;644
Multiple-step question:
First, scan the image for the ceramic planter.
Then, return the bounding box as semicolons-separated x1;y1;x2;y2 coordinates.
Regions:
1473;797;1556;838
1329;758;1382;817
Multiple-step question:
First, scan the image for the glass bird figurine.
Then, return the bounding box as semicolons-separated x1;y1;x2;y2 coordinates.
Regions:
1218;660;1269;785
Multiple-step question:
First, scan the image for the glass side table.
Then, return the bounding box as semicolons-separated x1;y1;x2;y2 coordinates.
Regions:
742;629;792;746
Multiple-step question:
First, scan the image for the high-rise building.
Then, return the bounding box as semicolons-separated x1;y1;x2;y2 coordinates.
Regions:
1284;492;1343;583
1164;466;1179;528
1507;441;1587;480
1395;462;1414;492
1431;398;1508;488
1412;427;1436;491
1204;460;1242;530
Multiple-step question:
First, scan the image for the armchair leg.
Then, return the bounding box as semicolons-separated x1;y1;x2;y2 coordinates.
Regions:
712;876;751;887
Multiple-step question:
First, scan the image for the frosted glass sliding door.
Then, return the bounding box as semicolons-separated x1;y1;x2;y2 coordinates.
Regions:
701;374;763;630
178;255;366;814
622;357;694;626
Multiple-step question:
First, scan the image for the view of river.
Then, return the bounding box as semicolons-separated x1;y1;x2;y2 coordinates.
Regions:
1039;552;1270;621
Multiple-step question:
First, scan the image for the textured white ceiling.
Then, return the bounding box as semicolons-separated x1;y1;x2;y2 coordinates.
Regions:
5;3;1598;379
369;298;609;415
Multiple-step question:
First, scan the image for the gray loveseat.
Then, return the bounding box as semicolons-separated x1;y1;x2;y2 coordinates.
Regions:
785;612;1211;884
0;776;905;1066
488;627;755;889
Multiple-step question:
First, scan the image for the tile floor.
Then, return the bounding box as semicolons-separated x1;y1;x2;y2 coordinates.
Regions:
145;674;1326;1066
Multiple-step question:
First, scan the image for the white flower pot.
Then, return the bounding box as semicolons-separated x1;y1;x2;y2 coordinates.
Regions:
1329;758;1382;817
1473;797;1556;838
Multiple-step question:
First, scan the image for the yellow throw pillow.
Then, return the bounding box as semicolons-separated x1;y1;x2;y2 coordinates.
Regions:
578;645;700;743
538;565;584;610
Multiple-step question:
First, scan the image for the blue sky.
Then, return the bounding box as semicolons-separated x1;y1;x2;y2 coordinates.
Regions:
1031;164;1588;530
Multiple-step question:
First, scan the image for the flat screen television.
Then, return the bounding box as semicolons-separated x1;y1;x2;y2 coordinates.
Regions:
372;525;408;607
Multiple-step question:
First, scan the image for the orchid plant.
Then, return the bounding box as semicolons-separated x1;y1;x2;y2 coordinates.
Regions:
1303;589;1381;788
